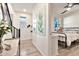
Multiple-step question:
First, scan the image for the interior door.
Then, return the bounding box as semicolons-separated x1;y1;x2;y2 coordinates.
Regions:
20;16;32;40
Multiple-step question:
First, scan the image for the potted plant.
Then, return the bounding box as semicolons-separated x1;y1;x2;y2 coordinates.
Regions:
0;20;11;53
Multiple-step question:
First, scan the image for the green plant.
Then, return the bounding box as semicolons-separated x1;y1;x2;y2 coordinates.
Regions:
0;20;11;38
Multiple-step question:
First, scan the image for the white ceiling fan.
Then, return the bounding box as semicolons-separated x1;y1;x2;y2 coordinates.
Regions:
61;3;79;14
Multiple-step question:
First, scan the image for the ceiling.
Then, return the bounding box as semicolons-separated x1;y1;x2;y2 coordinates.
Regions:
11;3;79;15
11;3;67;15
63;5;79;16
50;3;79;16
51;3;67;14
11;3;36;14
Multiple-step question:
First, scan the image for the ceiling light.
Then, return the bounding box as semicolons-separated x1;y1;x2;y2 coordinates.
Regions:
66;8;71;11
23;9;26;12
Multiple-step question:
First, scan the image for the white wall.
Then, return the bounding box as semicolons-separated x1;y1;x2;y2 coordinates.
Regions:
48;3;65;32
47;4;66;55
63;10;79;27
48;4;59;55
0;9;3;21
32;3;63;56
32;3;49;55
13;12;32;40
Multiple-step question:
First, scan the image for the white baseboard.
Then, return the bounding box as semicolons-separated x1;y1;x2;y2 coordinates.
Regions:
21;39;32;40
32;42;46;56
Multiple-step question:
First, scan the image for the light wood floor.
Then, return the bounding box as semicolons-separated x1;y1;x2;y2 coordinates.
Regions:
58;41;79;56
20;40;42;56
20;40;79;56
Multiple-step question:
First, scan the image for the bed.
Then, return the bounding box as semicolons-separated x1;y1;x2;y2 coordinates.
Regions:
59;31;79;47
58;27;79;47
50;27;79;47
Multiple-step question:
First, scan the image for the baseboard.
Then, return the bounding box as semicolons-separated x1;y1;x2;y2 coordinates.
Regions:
21;39;32;40
32;42;46;56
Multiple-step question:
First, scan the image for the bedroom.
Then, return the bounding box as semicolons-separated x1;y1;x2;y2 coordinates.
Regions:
50;3;79;55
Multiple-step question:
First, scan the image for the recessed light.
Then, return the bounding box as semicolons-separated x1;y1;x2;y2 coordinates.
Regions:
23;9;26;12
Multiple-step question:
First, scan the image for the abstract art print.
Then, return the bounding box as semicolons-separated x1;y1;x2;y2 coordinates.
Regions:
54;17;59;31
37;13;44;34
36;7;46;36
33;5;46;36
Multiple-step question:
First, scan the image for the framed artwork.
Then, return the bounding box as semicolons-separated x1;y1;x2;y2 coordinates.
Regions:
54;17;59;31
33;6;46;36
37;12;44;35
37;7;46;36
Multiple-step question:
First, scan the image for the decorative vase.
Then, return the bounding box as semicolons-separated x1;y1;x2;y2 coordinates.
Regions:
0;37;3;54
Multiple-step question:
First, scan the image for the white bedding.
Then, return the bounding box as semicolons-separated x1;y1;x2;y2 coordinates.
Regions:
59;32;79;46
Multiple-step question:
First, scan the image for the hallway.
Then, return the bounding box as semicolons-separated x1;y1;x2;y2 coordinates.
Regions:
20;40;42;56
